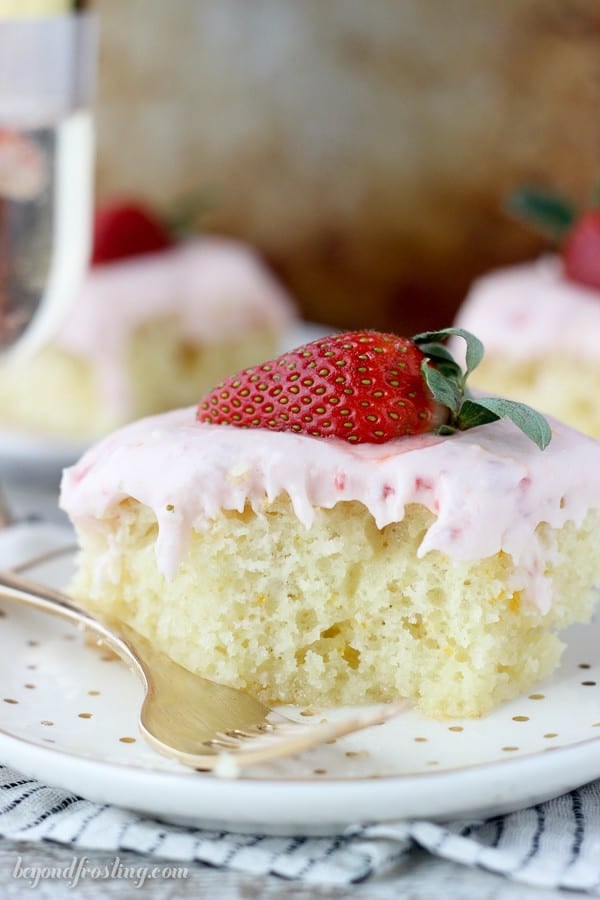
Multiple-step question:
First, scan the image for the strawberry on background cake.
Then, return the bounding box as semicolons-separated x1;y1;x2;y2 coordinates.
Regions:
60;328;600;719
453;188;600;439
0;199;296;439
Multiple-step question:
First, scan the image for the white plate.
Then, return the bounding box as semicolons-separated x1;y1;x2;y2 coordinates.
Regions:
0;321;333;475
0;531;599;836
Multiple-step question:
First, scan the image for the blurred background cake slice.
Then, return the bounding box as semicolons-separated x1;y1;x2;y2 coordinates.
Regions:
453;190;600;438
0;200;297;438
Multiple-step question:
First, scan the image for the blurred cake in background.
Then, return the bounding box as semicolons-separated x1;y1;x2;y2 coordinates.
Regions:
454;189;600;438
0;200;296;438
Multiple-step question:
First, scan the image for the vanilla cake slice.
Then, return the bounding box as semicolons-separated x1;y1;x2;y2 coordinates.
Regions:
60;407;600;719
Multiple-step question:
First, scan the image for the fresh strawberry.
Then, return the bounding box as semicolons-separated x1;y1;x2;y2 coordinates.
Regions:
563;210;600;290
197;328;552;449
91;200;173;266
199;331;443;443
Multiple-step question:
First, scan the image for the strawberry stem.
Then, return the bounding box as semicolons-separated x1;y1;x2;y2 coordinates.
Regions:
413;329;552;450
167;190;219;239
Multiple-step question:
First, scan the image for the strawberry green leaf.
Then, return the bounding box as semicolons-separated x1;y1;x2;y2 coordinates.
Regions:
434;359;465;384
167;189;219;239
413;342;456;365
413;327;483;376
454;398;500;430
504;187;575;242
458;397;552;450
412;327;552;450
420;360;461;414
415;345;463;385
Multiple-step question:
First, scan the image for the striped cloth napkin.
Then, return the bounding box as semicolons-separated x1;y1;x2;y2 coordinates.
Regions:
1;764;599;891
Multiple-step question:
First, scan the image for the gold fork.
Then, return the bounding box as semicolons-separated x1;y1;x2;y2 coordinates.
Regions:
0;569;407;772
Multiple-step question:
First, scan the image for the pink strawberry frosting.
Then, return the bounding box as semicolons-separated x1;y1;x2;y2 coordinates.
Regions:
54;237;296;415
454;256;600;362
59;408;600;615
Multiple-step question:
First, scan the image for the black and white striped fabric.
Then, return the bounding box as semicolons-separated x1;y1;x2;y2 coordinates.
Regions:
1;764;600;891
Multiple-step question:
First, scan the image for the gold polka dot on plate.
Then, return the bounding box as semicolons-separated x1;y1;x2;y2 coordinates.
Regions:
502;746;520;752
512;715;529;722
528;694;545;700
448;726;463;732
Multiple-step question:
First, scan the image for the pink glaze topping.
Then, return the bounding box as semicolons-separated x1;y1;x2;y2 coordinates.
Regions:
454;256;600;362
60;408;600;614
55;237;296;415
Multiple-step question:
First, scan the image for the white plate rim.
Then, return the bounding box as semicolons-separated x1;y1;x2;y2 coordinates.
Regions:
2;712;600;835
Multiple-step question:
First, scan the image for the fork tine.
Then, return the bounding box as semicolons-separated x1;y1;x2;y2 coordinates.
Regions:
141;699;409;774
205;737;243;750
225;729;258;740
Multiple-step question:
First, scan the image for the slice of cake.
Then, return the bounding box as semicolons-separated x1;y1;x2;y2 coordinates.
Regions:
0;201;296;438
59;329;600;719
454;257;600;437
453;190;600;439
